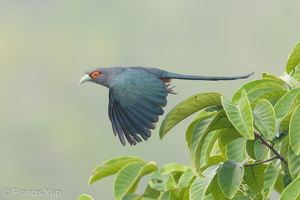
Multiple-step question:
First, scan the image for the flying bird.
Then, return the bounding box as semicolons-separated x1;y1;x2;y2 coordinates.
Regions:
80;67;254;146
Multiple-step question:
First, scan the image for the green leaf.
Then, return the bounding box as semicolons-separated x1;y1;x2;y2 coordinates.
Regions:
159;191;170;200
251;80;288;91
254;140;268;161
178;168;194;188
165;174;176;190
279;176;300;200
186;112;218;147
246;139;256;160
160;93;222;139
170;188;186;200
114;162;158;200
148;173;165;192
122;194;141;200
89;156;144;184
141;197;156;200
242;187;257;199
160;163;189;175
276;92;300;135
149;171;165;181
207;155;226;166
243;164;266;193
263;73;289;85
274;173;285;194
283;165;293;188
274;87;300;119
262;163;279;199
247;87;280;104
279;133;290;160
143;184;160;199
199;130;220;167
149;166;188;192
76;194;94;200
174;188;187;200
286;42;300;74
189;112;224;175
209;115;233;131
219;127;242;155
253;99;276;140
182;176;197;200
289;104;300;155
218;160;244;199
277;110;294;137
280;71;296;88
186;111;227;148
288;147;300;180
160;188;185;200
291;64;300;85
250;89;287;109
234;191;253;200
210;175;227;200
232;79;289;104
226;137;247;162
233;196;252;200
222;91;254;139
189;165;219;200
203;194;214;200
189;117;215;175
253;193;264;200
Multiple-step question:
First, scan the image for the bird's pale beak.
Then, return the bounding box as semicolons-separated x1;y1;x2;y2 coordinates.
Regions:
79;74;92;85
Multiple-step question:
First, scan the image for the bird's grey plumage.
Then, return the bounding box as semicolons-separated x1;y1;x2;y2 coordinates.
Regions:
108;69;167;145
80;66;254;145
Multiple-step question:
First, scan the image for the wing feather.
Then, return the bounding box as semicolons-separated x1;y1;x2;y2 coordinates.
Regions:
108;69;168;145
115;108;141;145
111;108;127;145
118;104;152;139
135;99;164;115
139;93;167;105
122;106;155;130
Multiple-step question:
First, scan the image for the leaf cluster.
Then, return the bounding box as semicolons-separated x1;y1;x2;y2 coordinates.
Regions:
78;42;300;200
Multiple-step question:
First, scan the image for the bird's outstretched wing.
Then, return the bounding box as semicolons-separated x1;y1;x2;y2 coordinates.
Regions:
108;69;168;145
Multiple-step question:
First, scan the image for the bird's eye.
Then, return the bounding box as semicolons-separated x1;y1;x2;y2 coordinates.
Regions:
90;71;101;79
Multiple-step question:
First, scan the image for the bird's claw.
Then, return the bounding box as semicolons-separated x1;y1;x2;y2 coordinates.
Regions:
166;84;177;94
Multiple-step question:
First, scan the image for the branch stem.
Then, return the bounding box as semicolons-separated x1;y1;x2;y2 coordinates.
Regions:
244;156;278;166
254;131;287;164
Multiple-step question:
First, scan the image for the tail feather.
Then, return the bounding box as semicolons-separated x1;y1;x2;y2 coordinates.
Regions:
163;72;255;81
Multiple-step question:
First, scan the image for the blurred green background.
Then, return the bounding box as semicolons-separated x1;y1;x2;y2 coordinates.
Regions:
1;1;299;199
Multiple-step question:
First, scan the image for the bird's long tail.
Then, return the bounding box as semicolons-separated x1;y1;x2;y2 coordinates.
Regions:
163;72;255;81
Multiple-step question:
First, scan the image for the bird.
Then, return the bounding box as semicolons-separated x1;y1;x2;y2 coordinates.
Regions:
79;66;254;146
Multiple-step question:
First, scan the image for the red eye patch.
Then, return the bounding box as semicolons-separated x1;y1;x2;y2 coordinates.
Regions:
90;71;101;79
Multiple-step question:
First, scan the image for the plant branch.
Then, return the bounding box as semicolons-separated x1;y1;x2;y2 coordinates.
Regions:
254;131;287;164
244;156;278;167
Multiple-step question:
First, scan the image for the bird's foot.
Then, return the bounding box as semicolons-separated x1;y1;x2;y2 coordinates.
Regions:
166;84;177;94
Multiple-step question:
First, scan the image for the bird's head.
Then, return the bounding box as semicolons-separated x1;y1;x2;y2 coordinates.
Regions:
79;68;110;87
